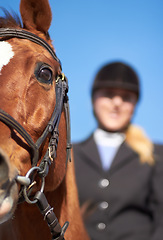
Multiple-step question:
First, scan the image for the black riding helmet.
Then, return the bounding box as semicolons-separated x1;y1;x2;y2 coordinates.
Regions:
91;62;140;101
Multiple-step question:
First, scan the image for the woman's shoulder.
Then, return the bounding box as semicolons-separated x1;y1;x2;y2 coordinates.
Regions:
153;143;163;162
154;143;163;151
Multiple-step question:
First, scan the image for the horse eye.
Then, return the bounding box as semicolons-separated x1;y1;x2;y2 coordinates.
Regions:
38;67;53;84
35;63;53;84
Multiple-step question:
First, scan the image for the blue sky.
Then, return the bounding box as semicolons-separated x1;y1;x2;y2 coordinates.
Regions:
1;0;163;144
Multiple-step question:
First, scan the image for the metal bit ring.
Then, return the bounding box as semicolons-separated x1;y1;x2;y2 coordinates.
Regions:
23;166;45;204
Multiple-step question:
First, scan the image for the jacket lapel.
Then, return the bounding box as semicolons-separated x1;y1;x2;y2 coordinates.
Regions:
81;134;103;170
109;142;138;174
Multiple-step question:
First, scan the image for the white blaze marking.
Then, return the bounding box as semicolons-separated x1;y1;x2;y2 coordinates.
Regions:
0;41;14;74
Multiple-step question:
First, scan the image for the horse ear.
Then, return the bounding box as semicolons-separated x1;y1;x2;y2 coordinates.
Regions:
20;0;52;35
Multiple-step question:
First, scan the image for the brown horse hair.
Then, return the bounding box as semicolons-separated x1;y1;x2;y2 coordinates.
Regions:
0;8;22;28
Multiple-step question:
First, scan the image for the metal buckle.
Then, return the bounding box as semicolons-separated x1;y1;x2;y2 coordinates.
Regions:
56;73;65;83
48;146;55;162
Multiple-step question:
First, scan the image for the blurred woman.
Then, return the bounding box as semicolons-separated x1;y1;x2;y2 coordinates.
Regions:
73;62;163;240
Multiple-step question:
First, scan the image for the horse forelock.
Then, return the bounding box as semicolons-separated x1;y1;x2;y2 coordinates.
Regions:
0;9;22;28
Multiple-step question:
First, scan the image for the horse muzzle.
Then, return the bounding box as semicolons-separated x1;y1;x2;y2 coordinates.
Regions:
0;149;19;224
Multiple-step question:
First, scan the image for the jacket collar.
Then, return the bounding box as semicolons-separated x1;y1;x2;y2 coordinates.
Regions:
80;134;138;174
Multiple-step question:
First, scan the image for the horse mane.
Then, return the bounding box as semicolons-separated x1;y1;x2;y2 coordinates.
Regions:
0;9;22;28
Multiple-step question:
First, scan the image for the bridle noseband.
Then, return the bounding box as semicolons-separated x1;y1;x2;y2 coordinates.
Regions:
0;28;71;240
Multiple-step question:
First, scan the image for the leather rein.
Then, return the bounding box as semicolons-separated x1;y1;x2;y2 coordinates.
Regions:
0;28;71;240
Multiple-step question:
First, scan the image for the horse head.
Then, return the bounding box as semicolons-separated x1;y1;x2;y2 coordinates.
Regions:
0;0;70;224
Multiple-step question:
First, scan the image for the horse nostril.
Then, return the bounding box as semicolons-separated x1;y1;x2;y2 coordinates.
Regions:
0;149;9;184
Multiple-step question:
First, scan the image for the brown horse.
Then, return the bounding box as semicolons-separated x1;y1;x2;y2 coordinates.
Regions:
0;0;89;239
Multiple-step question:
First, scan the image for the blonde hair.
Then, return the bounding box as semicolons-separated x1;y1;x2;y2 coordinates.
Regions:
125;124;154;165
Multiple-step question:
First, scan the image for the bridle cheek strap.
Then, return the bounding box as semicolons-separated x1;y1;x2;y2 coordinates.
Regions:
38;74;72;178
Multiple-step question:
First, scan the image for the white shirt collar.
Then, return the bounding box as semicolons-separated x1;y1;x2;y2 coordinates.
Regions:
93;128;125;147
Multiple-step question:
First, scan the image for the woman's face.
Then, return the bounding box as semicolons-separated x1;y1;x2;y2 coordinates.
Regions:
93;88;137;132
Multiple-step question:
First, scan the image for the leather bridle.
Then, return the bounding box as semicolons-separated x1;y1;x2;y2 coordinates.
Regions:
0;28;71;240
